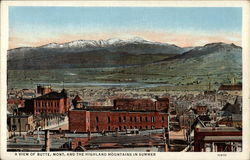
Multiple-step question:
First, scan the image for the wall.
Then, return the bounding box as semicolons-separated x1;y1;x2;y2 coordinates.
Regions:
69;110;168;133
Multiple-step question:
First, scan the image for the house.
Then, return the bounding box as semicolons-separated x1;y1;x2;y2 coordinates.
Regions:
7;114;35;133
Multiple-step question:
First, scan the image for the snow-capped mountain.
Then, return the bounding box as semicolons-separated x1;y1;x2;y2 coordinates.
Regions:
38;37;171;49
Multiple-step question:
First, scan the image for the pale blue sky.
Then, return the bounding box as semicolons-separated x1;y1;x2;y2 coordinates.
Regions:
9;7;242;48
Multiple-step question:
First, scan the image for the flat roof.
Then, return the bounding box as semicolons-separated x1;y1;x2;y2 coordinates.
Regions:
203;136;242;141
70;109;168;114
198;127;241;132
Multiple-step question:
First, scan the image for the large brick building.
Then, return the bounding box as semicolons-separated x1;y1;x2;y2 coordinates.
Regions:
24;89;70;115
69;97;169;133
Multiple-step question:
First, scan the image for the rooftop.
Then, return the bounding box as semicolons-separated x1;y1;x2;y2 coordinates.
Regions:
203;136;242;141
197;127;241;132
33;91;67;100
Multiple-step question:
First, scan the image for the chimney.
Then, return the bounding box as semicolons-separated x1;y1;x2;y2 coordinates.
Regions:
88;130;91;140
45;130;50;152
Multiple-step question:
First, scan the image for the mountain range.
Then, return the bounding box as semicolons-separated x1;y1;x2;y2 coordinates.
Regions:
7;37;242;89
8;37;188;69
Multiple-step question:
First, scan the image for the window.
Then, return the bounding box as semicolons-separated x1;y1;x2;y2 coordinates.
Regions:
124;126;126;130
151;117;155;122
78;141;82;146
108;126;111;130
130;126;133;129
151;126;155;129
108;117;110;123
162;116;164;122
119;117;122;123
146;126;148;129
96;116;99;123
134;117;137;122
123;116;126;122
119;126;122;131
130;117;133;122
140;117;142;122
96;126;99;131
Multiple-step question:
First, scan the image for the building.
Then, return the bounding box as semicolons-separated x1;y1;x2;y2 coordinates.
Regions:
113;97;169;112
69;98;169;133
24;89;70;115
7;114;35;133
195;106;208;115
218;84;242;96
37;85;52;95
194;127;242;152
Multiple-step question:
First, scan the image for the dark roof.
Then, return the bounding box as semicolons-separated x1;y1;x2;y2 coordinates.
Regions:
222;103;241;114
33;92;67;100
198;115;211;121
156;98;169;101
218;84;242;91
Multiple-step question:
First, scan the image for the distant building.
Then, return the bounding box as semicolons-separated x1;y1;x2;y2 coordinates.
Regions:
194;127;242;152
37;85;52;95
113;97;169;112
218;84;242;91
218;84;242;96
69;98;169;133
195;106;208;115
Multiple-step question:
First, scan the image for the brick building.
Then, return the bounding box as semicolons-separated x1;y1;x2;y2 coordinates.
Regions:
113;97;169;112
194;127;242;152
195;106;208;115
69;98;169;133
24;89;70;115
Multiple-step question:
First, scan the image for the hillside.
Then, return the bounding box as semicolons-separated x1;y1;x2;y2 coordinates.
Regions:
7;37;184;70
7;41;242;90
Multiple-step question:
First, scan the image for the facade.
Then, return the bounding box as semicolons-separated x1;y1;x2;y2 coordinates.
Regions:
196;106;208;115
69;110;168;132
69;98;169;133
37;85;52;95
194;127;242;152
7;114;35;132
24;89;70;115
113;97;169;112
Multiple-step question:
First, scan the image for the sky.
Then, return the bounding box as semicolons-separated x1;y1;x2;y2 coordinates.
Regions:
9;7;242;49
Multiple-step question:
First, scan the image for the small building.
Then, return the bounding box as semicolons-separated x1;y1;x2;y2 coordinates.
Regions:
7;114;35;132
195;106;208;115
194;127;242;152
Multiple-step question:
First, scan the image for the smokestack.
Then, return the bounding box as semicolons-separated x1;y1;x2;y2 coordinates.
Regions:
45;130;50;152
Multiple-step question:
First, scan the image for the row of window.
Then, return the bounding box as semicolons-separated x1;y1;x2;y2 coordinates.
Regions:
96;116;166;123
35;101;59;107
35;109;58;113
96;125;158;131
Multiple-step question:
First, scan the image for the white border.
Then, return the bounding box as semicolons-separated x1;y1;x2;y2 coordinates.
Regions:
1;1;249;160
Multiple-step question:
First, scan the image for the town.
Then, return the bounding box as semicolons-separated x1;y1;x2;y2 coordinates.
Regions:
7;82;242;152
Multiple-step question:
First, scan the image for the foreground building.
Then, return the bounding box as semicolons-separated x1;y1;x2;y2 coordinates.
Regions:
69;98;169;133
7;114;35;133
194;127;242;152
